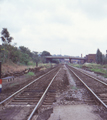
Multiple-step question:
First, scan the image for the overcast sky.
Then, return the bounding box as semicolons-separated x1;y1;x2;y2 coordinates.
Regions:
0;0;107;57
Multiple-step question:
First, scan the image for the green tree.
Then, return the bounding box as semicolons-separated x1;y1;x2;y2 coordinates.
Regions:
41;51;51;63
96;49;102;64
41;51;51;56
19;46;32;58
9;46;21;63
0;45;7;62
20;53;30;65
32;51;40;66
1;28;13;44
0;28;14;62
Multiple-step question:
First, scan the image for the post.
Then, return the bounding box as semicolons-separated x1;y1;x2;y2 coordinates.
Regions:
0;62;2;93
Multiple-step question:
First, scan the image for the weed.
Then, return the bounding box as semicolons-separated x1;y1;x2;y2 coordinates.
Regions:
90;68;106;74
72;63;107;78
27;72;35;76
72;64;82;68
10;83;19;87
71;86;78;90
104;75;107;78
27;61;36;66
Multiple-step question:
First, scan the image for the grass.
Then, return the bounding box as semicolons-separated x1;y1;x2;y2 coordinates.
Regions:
83;63;106;75
39;63;55;68
71;63;107;77
27;72;35;76
71;86;78;90
71;64;82;68
83;63;102;68
27;61;36;66
104;75;107;78
90;68;106;74
10;83;19;87
103;64;107;68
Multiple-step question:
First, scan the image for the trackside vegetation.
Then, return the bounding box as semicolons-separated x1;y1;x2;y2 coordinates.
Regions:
96;49;107;64
72;48;107;77
72;63;107;78
0;28;59;66
27;72;35;76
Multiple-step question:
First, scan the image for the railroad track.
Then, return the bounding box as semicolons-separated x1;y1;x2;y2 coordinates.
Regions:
0;66;61;120
2;64;106;120
67;64;107;109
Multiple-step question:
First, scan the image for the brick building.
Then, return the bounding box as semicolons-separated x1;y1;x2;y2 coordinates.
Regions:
85;54;96;63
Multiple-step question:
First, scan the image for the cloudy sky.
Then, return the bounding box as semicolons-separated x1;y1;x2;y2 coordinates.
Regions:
0;0;107;57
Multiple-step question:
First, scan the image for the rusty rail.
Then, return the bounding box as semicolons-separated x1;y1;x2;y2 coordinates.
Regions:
0;67;56;105
67;65;107;109
27;68;61;120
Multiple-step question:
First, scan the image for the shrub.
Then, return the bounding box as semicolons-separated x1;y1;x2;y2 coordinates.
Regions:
27;72;35;76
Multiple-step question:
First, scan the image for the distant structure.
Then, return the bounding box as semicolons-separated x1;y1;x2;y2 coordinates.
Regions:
45;54;97;64
72;54;96;63
85;54;96;63
45;56;86;63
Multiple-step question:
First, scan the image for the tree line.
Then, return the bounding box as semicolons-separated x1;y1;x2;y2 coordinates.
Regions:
96;49;107;64
0;28;59;66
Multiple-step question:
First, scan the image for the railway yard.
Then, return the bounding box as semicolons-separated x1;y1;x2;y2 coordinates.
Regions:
0;64;107;120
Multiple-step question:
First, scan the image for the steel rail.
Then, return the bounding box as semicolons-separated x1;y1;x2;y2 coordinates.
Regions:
27;68;61;120
68;67;107;109
68;65;107;86
0;68;57;105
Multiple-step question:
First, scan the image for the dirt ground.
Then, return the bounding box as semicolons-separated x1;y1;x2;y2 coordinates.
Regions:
2;62;30;74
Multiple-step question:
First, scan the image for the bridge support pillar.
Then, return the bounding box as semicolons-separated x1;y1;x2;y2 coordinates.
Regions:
84;59;86;63
69;58;72;63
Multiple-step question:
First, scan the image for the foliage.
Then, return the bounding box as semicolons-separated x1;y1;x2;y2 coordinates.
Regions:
90;68;106;74
27;72;35;76
73;63;107;77
20;53;30;65
41;51;51;63
32;51;40;66
27;61;36;66
1;28;13;44
96;49;102;64
96;49;107;65
72;64;82;68
0;28;57;65
41;51;51;56
19;46;32;58
83;63;101;68
0;28;14;62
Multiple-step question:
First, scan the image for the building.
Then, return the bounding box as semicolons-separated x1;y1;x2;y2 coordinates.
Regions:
85;54;96;63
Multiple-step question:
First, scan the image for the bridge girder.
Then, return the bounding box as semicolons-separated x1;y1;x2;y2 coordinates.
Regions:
45;56;86;63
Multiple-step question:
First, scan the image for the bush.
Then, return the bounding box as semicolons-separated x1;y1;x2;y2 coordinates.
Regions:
27;72;35;76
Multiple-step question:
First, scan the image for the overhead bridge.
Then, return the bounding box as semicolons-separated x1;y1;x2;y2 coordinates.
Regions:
45;56;86;63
